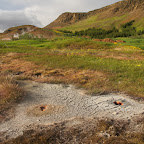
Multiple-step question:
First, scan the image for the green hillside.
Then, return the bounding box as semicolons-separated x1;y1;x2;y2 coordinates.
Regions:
60;14;128;32
55;0;144;32
61;12;144;32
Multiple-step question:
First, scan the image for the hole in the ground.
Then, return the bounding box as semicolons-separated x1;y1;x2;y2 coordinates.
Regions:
114;101;123;106
27;104;64;117
40;106;48;111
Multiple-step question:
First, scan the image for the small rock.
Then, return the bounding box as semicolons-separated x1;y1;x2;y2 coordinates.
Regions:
112;112;117;115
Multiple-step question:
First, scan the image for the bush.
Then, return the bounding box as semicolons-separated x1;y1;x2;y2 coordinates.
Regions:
62;20;141;39
19;33;46;42
0;75;23;106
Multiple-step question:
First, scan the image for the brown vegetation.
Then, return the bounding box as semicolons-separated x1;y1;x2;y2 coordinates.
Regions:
1;51;144;98
2;118;144;144
30;28;57;39
0;75;24;123
93;38;125;43
0;55;108;95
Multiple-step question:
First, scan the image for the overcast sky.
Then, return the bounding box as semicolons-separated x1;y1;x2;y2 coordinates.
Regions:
0;0;121;32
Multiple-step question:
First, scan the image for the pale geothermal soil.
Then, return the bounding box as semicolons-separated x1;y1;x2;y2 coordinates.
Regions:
0;81;144;140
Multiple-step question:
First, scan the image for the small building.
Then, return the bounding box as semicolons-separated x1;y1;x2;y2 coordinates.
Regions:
13;33;20;39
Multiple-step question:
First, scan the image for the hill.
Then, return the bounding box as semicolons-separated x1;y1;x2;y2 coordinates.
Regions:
1;0;144;40
45;12;88;29
0;25;38;40
0;25;59;40
45;0;144;31
30;28;59;39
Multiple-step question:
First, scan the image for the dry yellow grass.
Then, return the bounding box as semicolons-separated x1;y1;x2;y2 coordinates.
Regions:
0;75;24;122
0;75;23;105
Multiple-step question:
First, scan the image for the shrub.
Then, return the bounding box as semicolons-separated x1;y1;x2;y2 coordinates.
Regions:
0;75;23;105
62;20;141;39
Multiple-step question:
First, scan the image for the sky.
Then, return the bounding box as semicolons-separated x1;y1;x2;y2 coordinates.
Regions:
0;0;121;32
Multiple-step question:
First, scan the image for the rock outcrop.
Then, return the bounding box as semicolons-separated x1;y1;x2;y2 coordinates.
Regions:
45;12;88;29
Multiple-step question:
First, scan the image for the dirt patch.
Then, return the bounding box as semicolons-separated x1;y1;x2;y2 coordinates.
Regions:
93;38;125;43
0;105;16;123
0;80;143;142
2;117;144;144
27;104;64;117
6;53;21;57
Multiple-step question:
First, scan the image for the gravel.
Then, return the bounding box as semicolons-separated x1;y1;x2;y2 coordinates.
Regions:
0;80;144;140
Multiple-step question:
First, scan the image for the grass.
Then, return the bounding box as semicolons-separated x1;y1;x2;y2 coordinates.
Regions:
60;14;128;32
134;17;144;31
26;53;144;96
0;37;144;143
115;37;144;50
0;38;114;54
60;10;144;32
0;37;144;98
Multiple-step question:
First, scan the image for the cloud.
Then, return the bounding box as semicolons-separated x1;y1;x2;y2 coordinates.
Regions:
0;9;42;32
0;29;3;33
22;0;121;26
0;0;121;32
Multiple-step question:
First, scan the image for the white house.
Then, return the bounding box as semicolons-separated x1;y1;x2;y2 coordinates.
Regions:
13;33;20;39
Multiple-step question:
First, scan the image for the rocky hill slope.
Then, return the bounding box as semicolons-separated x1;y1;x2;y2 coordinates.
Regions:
0;25;38;40
0;25;57;40
45;0;144;31
1;0;144;40
45;12;88;29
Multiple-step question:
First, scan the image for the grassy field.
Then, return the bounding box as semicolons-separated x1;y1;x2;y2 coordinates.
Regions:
0;37;144;98
0;37;144;143
116;37;144;50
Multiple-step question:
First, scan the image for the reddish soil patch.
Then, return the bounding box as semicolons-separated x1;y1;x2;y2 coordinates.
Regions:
93;38;125;43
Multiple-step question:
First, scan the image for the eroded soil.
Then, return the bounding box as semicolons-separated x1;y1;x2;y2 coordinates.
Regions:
0;81;144;141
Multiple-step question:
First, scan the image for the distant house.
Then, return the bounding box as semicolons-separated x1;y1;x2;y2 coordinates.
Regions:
13;33;20;39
